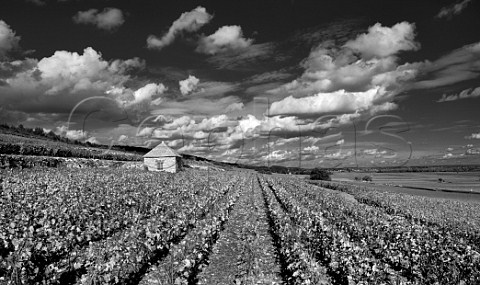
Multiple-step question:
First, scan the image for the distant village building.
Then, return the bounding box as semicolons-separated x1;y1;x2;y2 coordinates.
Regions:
143;141;182;173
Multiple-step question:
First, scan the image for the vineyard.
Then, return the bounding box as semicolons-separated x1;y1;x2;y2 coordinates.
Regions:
0;134;142;161
1;168;480;284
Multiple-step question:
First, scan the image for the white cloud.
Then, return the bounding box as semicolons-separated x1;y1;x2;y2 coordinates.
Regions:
86;137;100;144
437;0;472;19
437;87;480;102
167;139;184;148
36;47;111;94
262;149;289;162
7;47;143;97
413;42;480;89
193;131;208;140
73;8;125;30
108;58;146;74
163;116;194;130
235;114;329;140
118;134;128;142
137;127;155;137
179;75;200;95
270;26;420;101
264;22;428;122
130;83;167;105
188;81;239;97
225;102;244;113
147;6;213;50
465;132;480;139
0;46;159;122
55;125;88;141
0;20;20;58
269;87;386;116
140;114;241;151
154;96;241;116
272;25;478;114
324;150;352;160
466;148;480;155
197;25;252;55
344;22;420;59
304;145;319;152
441;152;466;159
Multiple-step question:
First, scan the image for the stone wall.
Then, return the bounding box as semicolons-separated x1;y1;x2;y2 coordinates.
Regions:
0;154;144;170
144;157;178;173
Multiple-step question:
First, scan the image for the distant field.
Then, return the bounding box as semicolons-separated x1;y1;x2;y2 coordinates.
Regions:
330;171;480;202
332;171;480;191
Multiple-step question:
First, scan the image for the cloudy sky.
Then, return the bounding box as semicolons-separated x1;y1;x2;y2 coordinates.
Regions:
1;0;479;167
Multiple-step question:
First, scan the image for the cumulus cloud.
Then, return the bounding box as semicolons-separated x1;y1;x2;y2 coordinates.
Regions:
442;153;454;159
272;25;477;113
6;47;143;96
235;114;330;139
465;132;480;139
36;47;112;94
225;102;244;113
437;0;472;19
0;46;156;123
466;148;480;155
343;22;420;59
270;22;420;101
197;25;253;55
179;75;200;95
154;96;241;117
141;114;237;144
147;6;213;50
0;20;21;58
437;87;480;102
55;125;88;141
265;21;480;125
304;145;319;152
118;134;128;142
136;112;330;158
269;87;395;117
362;148;395;158
130;83;167;105
73;8;125;31
85;137;100;144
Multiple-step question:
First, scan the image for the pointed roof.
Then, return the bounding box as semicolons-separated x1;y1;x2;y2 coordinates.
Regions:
143;141;181;158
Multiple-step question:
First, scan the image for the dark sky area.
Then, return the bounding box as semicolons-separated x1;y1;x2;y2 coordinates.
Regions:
1;0;479;167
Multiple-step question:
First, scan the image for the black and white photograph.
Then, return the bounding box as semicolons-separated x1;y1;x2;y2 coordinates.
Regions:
1;0;480;284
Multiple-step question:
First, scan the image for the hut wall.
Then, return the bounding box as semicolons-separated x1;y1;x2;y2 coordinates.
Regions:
144;157;178;173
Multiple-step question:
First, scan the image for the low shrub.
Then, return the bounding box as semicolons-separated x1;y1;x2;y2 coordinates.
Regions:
362;175;373;182
310;168;331;181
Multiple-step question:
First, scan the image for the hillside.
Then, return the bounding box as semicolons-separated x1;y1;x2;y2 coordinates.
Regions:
0;124;234;170
2;124;479;173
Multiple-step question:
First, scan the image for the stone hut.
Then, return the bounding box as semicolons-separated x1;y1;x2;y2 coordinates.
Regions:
143;141;182;173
